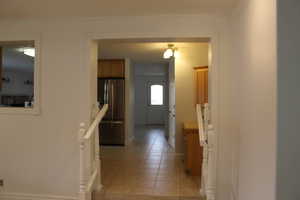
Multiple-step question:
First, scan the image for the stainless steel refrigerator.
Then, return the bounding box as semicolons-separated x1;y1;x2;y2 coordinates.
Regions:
98;78;125;145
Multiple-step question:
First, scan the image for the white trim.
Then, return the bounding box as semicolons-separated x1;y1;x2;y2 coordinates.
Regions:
84;30;220;199
0;193;77;200
0;32;42;115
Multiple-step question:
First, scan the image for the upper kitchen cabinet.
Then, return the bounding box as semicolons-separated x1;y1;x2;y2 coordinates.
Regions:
98;59;125;78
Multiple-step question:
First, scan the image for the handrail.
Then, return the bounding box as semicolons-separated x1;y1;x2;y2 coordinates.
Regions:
83;104;108;140
196;103;216;200
78;103;108;200
196;104;206;146
86;169;98;192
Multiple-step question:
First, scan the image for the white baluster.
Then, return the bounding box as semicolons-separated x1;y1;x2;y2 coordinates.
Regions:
199;104;216;200
77;105;108;200
94;123;102;191
200;143;208;196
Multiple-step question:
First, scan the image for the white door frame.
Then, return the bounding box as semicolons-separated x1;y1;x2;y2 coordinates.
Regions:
83;33;219;198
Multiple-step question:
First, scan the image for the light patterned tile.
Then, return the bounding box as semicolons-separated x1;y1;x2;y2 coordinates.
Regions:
101;126;201;198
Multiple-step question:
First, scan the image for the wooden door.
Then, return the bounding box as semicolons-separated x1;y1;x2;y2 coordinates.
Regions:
195;66;208;105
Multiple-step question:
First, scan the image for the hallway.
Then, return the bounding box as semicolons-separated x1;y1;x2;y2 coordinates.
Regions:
98;126;201;200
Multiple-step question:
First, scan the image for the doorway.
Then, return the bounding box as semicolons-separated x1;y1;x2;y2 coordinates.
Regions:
94;39;211;199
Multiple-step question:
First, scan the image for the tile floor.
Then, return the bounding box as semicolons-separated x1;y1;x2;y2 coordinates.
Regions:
98;126;201;200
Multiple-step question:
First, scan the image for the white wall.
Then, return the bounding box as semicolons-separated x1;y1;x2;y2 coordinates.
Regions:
217;0;277;200
174;44;209;153
134;62;168;125
0;33;90;199
277;0;300;199
125;58;135;144
0;14;234;200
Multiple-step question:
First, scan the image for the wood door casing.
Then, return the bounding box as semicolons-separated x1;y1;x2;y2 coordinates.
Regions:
194;66;208;105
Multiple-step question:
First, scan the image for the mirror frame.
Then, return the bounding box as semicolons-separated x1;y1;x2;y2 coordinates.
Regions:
0;33;41;115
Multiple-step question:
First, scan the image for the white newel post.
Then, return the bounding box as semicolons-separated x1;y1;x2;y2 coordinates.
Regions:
93;104;102;191
205;104;216;200
206;125;216;200
198;104;216;200
95;130;102;191
77;104;108;200
79;123;87;200
200;143;208;196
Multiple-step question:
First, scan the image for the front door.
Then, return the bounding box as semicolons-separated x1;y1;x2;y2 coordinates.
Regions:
146;81;166;125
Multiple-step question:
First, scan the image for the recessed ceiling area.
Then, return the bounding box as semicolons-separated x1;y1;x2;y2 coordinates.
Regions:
0;0;237;19
98;40;209;63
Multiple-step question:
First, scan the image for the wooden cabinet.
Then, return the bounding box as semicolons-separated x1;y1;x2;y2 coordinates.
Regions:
98;59;125;78
194;66;208;105
183;122;203;176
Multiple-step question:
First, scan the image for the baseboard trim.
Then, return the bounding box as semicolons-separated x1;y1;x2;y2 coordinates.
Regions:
0;193;77;200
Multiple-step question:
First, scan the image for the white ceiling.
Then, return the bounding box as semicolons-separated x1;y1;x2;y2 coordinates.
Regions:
0;0;237;19
98;41;208;63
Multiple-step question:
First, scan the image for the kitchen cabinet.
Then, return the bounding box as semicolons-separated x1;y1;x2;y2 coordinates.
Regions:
183;122;203;176
194;66;208;105
98;59;125;78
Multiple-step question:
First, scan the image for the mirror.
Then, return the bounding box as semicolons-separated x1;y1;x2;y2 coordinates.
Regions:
0;41;35;108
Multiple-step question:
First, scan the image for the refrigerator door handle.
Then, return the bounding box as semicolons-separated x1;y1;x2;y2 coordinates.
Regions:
104;80;108;104
107;80;110;105
111;82;114;121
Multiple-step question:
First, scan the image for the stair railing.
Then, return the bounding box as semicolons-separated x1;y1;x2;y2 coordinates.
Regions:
196;103;216;200
78;104;108;200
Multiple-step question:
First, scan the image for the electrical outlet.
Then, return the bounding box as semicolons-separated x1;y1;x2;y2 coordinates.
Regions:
0;179;3;187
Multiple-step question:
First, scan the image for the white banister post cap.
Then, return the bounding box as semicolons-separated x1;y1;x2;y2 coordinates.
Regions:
80;123;85;128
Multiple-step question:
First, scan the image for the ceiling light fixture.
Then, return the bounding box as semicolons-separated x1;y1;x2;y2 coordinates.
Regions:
23;48;35;57
163;44;179;59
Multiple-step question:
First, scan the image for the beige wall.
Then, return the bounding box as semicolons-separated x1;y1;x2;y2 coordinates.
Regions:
218;0;277;199
0;32;90;198
174;44;209;152
0;15;223;199
0;7;278;199
125;58;135;144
